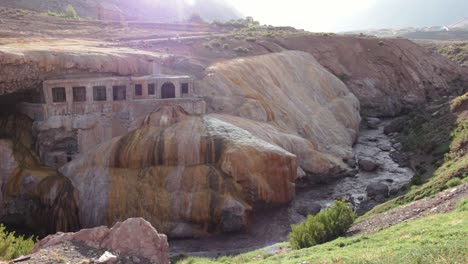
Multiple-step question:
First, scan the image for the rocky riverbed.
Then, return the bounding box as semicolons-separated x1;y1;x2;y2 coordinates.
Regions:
169;118;414;258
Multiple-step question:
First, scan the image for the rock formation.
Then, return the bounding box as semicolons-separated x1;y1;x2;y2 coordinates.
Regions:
34;218;169;264
0;38;164;95
60;51;361;237
273;35;468;116
0;115;80;235
0;138;80;235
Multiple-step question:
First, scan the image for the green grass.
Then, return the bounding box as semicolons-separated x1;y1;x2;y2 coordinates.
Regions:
176;211;468;264
437;43;468;66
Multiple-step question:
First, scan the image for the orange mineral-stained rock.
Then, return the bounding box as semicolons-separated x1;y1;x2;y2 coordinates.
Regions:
0;138;80;235
61;114;297;237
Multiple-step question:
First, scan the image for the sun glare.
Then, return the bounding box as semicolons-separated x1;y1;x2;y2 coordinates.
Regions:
184;0;196;6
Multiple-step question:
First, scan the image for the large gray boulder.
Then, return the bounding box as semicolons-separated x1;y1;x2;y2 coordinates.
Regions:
366;183;390;199
359;159;380;172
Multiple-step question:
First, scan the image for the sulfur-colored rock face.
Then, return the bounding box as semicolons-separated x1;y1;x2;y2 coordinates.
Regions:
60;51;361;237
0;129;80;235
34;218;169;264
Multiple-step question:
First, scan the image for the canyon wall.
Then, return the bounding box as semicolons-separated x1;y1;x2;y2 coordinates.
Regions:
273;35;468;116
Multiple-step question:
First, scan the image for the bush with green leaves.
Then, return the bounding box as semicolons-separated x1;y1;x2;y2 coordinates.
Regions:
234;46;249;54
0;225;35;260
65;4;78;19
47;4;79;19
289;200;355;249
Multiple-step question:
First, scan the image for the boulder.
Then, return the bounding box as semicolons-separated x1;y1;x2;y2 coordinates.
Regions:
379;144;392;152
365;117;381;129
221;199;247;232
344;157;357;168
384;117;407;134
34;218;170;264
296;203;322;216
366;183;390;199
359;159;379;172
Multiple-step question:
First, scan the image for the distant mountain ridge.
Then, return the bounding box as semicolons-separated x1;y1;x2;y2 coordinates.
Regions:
337;0;468;32
0;0;242;22
449;17;468;30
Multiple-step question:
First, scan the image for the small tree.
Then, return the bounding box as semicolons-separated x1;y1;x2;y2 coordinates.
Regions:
188;13;205;24
65;4;78;19
290;200;355;249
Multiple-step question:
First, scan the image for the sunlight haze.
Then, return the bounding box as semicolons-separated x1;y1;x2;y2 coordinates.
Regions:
225;0;376;32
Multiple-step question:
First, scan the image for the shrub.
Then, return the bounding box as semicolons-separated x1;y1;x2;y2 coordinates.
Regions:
0;225;35;260
289;200;355;249
245;37;257;42
65;4;78;19
188;13;205;24
234;47;249;53
446;177;462;188
222;44;229;50
208;39;221;48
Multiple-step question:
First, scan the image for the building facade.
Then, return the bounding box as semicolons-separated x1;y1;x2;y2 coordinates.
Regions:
19;75;206;168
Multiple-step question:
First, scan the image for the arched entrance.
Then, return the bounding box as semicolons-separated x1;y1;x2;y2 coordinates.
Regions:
161;82;176;99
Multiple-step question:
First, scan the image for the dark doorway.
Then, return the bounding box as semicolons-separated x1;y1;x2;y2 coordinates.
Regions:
161;82;176;99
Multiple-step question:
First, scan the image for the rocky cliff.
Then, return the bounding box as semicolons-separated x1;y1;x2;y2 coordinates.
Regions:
272;35;468;116
60;51;361;237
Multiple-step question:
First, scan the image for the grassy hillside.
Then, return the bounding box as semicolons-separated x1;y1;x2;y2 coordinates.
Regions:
176;208;468;264
0;0;241;22
437;42;468;67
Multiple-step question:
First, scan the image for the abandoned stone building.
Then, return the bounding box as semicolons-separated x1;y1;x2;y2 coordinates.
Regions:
19;74;206;168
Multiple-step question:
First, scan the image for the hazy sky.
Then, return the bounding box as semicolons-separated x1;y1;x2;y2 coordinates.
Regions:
224;0;377;32
189;0;466;32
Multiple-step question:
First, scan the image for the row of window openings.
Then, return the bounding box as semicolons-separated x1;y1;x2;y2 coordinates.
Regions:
51;83;190;103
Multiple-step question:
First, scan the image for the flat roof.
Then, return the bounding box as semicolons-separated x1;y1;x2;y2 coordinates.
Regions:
44;74;192;85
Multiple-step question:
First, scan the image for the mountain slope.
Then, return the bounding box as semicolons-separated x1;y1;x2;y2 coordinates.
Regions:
0;0;242;22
